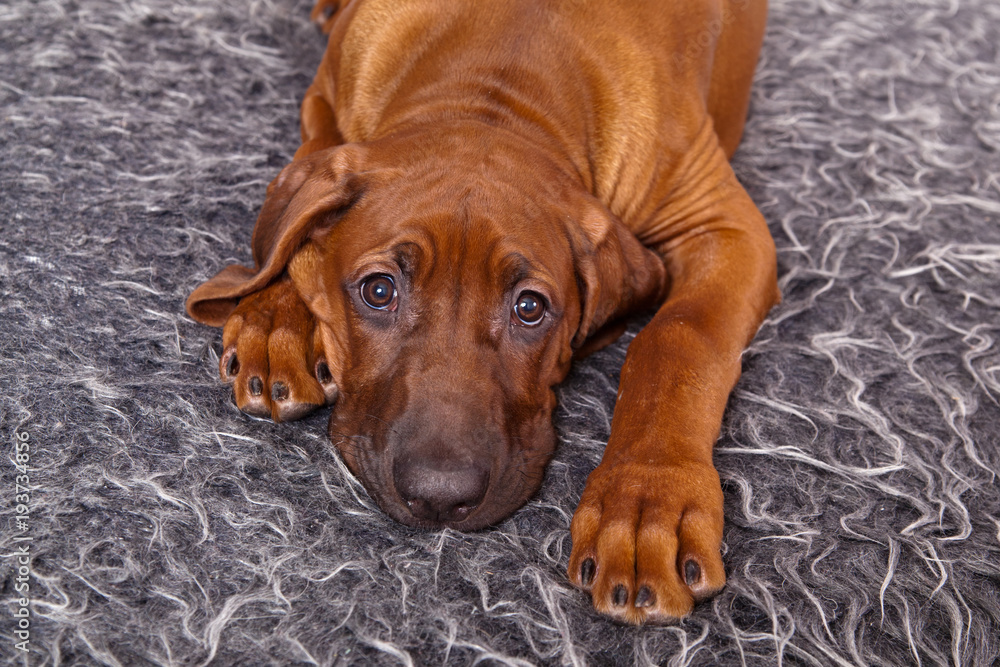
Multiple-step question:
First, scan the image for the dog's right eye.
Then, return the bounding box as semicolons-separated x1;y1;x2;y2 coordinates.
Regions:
360;274;397;310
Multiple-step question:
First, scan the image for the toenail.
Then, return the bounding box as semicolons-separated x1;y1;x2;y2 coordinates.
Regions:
612;585;628;606
316;361;332;384
580;558;595;587
271;381;289;401
634;586;655;608
226;353;240;376
684;559;701;586
249;377;263;396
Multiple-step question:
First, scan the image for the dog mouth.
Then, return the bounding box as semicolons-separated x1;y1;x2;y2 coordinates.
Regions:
330;419;552;531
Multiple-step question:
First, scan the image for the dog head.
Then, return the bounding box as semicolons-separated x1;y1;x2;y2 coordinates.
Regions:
187;128;666;529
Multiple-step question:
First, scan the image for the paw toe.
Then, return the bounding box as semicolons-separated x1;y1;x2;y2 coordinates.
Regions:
678;511;726;599
269;378;324;422
314;359;339;403
579;557;595;588
222;349;240;378
683;559;701;586
274;399;319;422
234;386;271;419
634;585;655;608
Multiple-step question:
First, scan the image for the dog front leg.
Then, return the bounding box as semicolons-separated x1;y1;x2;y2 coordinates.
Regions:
568;164;779;624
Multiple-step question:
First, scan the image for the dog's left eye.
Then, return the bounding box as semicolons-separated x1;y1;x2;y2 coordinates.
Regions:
513;291;545;326
360;274;397;310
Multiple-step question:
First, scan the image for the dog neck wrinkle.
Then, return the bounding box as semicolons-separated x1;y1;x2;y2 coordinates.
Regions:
373;116;590;195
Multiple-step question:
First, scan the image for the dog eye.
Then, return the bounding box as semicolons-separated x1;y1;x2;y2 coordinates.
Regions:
360;274;397;310
513;291;545;326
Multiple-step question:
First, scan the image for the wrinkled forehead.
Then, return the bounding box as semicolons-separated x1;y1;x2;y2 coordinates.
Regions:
336;181;574;291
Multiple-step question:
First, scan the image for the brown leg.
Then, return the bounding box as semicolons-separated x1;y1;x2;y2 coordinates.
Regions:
219;39;345;417
568;153;779;623
220;277;338;422
706;0;768;158
295;82;344;159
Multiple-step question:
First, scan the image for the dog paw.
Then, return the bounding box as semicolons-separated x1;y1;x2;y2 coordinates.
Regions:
568;459;726;624
219;278;338;422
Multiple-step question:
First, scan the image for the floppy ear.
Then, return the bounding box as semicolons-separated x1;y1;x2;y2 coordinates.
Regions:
569;196;669;349
186;146;364;326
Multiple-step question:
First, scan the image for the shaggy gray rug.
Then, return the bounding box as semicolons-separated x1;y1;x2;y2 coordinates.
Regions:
2;0;999;664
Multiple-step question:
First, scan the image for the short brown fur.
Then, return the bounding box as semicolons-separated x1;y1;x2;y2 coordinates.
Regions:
188;0;778;624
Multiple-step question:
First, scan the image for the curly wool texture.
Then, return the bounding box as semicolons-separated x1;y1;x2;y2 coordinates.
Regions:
1;0;999;664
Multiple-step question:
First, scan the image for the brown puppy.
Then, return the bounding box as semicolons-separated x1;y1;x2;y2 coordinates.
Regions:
187;0;778;624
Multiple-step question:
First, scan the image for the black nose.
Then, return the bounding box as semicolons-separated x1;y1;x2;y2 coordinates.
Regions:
393;457;489;524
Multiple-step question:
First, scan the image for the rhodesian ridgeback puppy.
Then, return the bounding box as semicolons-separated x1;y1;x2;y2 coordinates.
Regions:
187;0;778;623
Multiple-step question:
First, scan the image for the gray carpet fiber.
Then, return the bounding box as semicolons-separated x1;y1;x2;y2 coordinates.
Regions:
2;0;999;664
